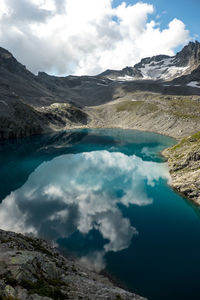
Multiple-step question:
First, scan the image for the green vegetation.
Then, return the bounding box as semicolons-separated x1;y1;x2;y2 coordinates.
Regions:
190;131;200;141
170;137;188;151
115;295;125;300
167;98;200;120
0;238;13;243
115;100;158;114
170;131;200;152
116;92;200;120
24;236;53;257
163;129;200;204
20;278;67;300
3;277;18;288
172;111;200;119
115;100;143;112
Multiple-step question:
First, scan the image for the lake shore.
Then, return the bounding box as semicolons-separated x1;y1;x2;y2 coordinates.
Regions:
0;228;146;300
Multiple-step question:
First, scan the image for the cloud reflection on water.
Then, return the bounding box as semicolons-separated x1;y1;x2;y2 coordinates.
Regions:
0;150;170;270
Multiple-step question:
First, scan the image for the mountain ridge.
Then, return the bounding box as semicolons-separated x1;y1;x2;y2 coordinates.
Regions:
1;41;200;140
99;40;200;82
0;41;200;137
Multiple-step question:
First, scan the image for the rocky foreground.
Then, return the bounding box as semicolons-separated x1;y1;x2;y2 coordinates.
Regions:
0;229;145;300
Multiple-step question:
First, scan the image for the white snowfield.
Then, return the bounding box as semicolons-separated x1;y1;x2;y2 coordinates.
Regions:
117;75;135;81
138;57;189;80
187;81;200;88
113;56;190;82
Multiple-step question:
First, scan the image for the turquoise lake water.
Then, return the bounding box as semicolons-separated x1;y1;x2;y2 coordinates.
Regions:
0;129;200;300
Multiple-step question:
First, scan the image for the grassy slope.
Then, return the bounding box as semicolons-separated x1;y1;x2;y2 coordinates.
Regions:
87;92;200;138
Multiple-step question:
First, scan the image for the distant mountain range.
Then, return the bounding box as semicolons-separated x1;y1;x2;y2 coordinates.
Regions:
0;41;200;140
99;41;200;83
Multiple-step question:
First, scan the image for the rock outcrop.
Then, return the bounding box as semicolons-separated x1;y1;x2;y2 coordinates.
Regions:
0;229;146;300
163;131;200;205
175;41;200;68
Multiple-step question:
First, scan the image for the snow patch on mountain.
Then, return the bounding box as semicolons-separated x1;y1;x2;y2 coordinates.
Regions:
117;75;135;81
99;41;200;82
138;57;189;80
187;81;200;88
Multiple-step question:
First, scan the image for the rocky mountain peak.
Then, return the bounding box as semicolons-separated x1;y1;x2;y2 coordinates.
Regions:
134;55;170;69
100;41;200;81
0;46;33;77
175;40;200;67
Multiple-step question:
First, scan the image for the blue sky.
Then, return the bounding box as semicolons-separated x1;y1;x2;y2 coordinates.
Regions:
113;0;200;41
0;0;197;75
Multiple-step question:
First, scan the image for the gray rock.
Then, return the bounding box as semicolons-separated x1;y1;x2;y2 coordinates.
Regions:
0;229;146;300
163;132;200;205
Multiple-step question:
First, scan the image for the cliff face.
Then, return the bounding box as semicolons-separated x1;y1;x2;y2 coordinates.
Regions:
163;132;200;205
0;229;146;300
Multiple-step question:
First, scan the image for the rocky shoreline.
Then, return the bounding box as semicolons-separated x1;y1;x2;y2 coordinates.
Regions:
163;131;200;206
0;229;146;300
1;106;200;206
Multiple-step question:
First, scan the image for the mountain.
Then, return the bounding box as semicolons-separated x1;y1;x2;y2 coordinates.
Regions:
0;41;200;291
0;47;92;139
0;40;200;141
99;41;200;82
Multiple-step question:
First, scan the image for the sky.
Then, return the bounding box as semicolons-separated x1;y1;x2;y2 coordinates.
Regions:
0;0;199;76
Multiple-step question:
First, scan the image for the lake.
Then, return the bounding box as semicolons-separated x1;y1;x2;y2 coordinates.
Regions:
0;129;200;300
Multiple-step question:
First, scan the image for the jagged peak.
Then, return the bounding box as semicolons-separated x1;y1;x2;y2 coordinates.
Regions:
174;40;200;67
134;55;171;68
176;40;200;55
99;40;200;81
132;41;200;69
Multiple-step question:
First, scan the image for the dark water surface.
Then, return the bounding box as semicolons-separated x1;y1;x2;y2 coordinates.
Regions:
0;129;200;300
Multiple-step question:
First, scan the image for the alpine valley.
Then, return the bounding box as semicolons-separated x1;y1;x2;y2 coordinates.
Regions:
0;41;200;204
0;41;200;300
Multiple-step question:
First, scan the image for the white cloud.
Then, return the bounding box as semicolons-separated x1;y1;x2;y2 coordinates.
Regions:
79;251;106;272
0;0;190;75
95;211;137;252
0;150;170;269
0;150;169;240
0;194;37;234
